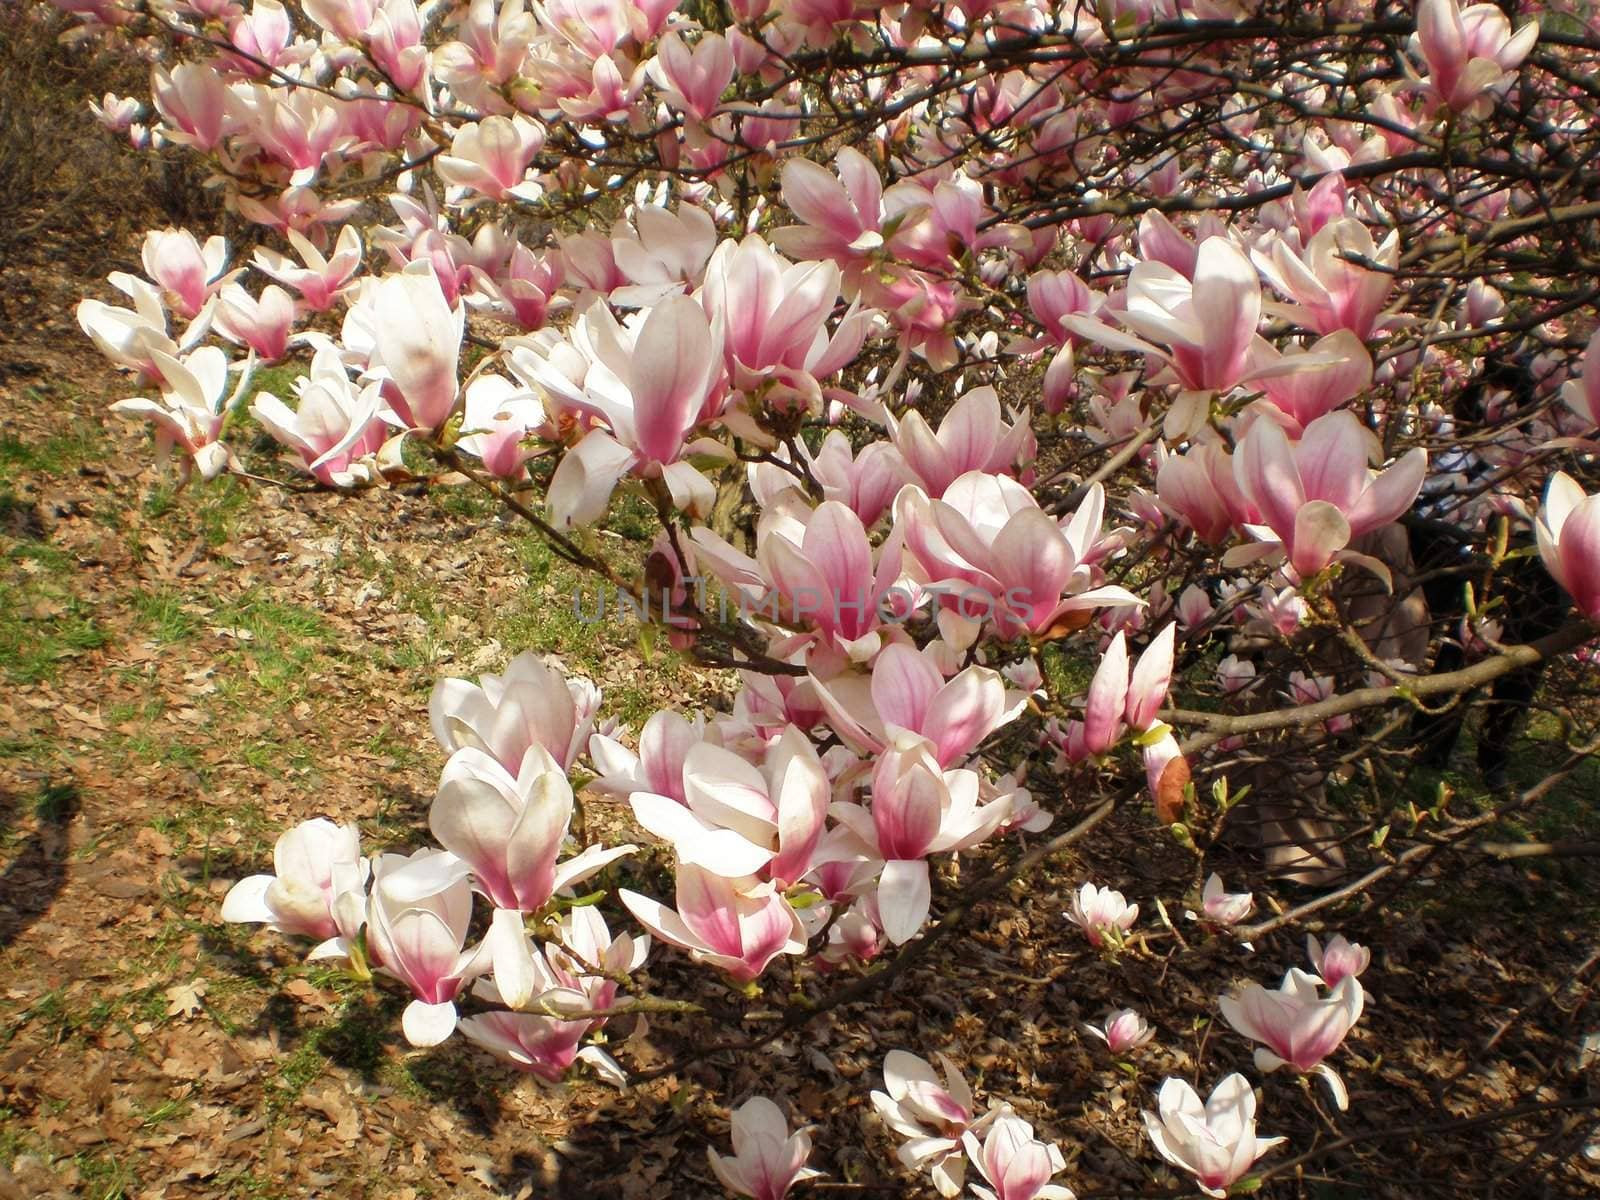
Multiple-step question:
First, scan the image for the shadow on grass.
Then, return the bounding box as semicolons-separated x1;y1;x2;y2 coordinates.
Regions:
0;781;79;950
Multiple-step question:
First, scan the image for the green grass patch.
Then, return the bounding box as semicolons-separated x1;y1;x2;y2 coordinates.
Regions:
0;417;104;482
0;576;110;685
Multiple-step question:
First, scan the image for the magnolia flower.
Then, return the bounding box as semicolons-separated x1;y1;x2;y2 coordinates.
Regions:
251;345;386;487
1230;410;1426;581
870;1050;979;1197
810;644;1022;767
1219;969;1366;1109
588;709;706;805
708;1096;823;1200
961;1111;1073;1200
430;744;635;913
429;651;601;773
457;1008;593;1083
887;386;1034;498
435;114;545;203
109;345;241;481
1561;331;1600;429
1084;1009;1154;1055
1410;0;1538;115
1143;1074;1284;1198
1065;237;1263;397
1065;882;1138;948
252;225;363;312
619;865;805;982
1082;624;1175;755
367;263;465;430
896;474;1138;640
1254;219;1398;340
1535;471;1600;621
221;817;367;956
830;734;1010;944
772;145;886;261
364;849;492;1046
1196;873;1254;925
1307;934;1370;987
215;282;296;362
140;227;232;319
628;725;830;887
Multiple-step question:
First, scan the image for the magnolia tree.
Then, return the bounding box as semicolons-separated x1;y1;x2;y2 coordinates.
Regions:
44;0;1600;1192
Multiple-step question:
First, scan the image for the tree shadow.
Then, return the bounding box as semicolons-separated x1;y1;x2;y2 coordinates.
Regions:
0;781;80;950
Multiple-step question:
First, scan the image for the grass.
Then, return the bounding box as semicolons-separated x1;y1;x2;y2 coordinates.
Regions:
0;573;110;685
0;413;104;483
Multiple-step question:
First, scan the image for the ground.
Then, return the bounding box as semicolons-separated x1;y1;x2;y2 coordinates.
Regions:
3;43;1600;1200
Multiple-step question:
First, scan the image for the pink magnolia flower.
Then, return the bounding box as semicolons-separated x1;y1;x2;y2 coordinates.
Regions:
1562;331;1600;429
1024;268;1103;348
457;374;545;478
79;273;210;382
1254;330;1374;433
302;0;377;40
653;31;734;121
1065;882;1138;948
811;643;1021;767
251;346;387;487
429;650;601;773
468;241;564;332
90;92;143;133
754;499;905;660
1230;410;1426;580
1085;1008;1155;1055
368;0;428;92
629;725;830;887
1461;278;1504;328
141;228;232;319
1082;624;1175;755
1176;585;1213;629
1535;471;1600;620
607;204;720;304
221;817;368;954
436;114;546;202
1219;968;1366;1109
589;709;706;805
708;1096;823;1200
1143;1074;1284;1198
1410;0;1538;114
367;264;466;429
1156;441;1252;544
1198;873;1254;925
215;283;296;363
109;345;239;481
430;744;635;912
1064;237;1269;394
545;904;650;1018
252;225;364;313
227;0;296;73
364;849;493;1046
771;146;886;262
619;865;805;982
1254;219;1399;340
779;431;907;527
829;735;1009;944
701;234;871;405
457;1007;593;1083
897;473;1139;639
151;63;230;150
871;1050;981;1198
887;387;1035;499
534;296;730;526
961;1111;1073;1200
1307;934;1371;987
